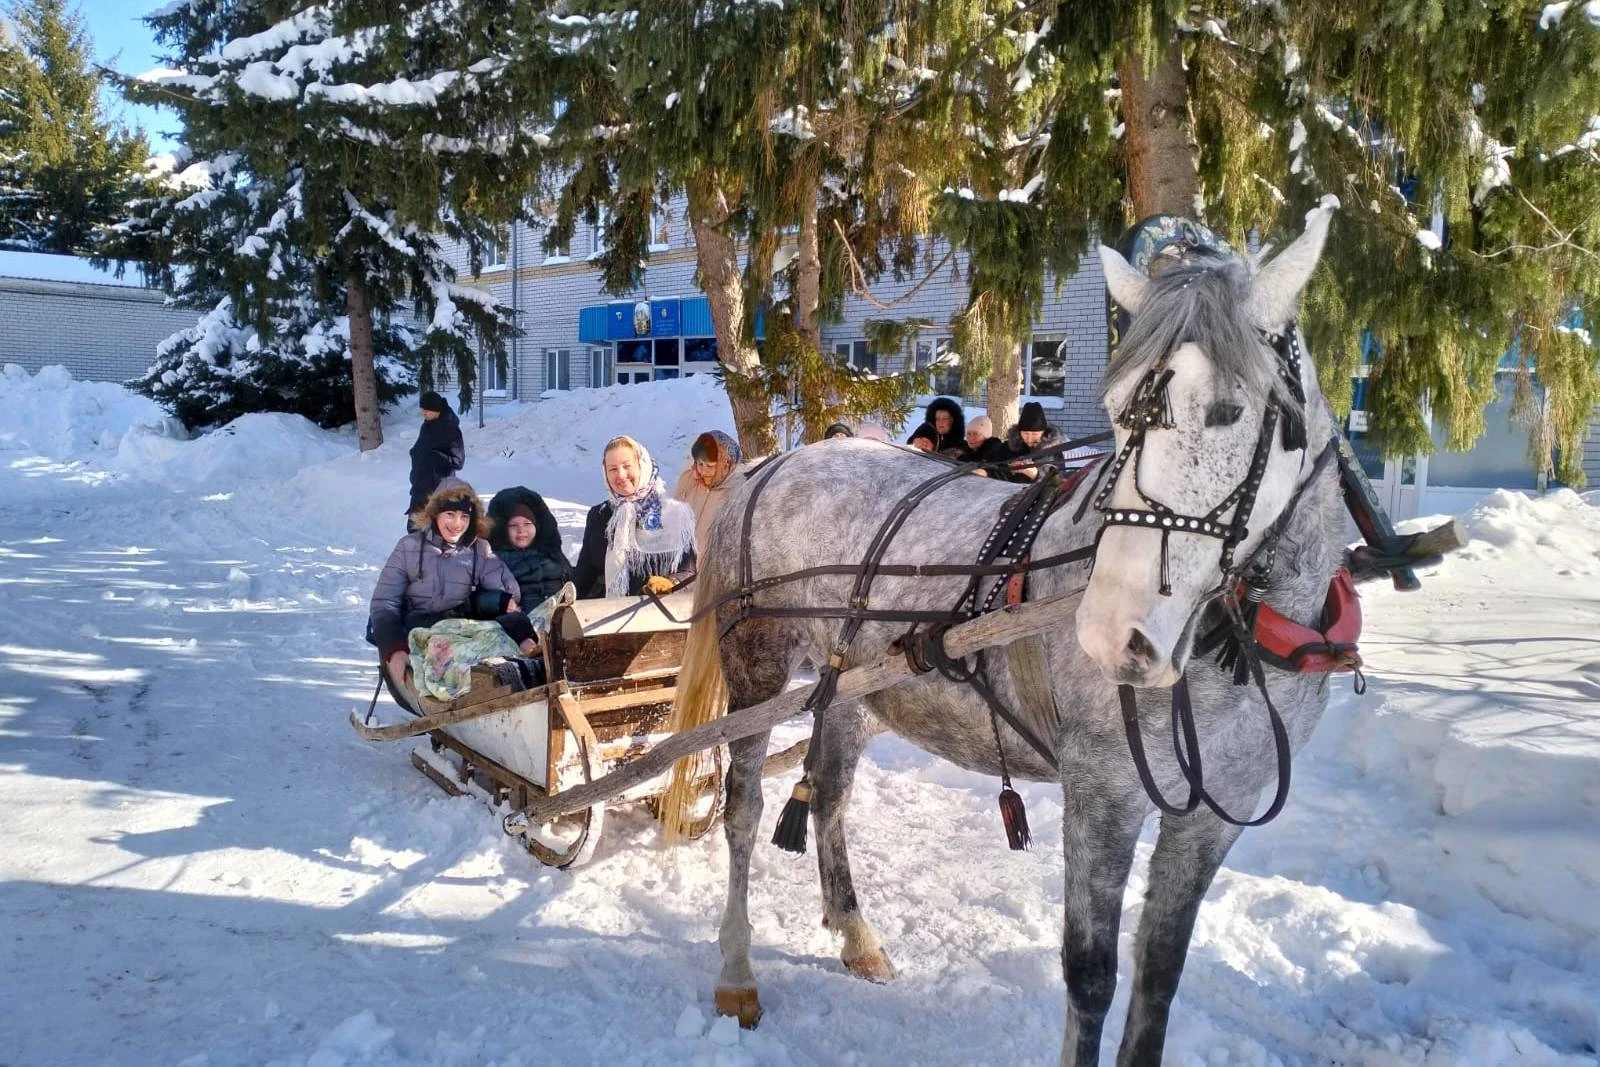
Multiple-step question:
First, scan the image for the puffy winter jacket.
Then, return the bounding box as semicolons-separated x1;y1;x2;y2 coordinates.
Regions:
486;487;574;606
368;528;519;657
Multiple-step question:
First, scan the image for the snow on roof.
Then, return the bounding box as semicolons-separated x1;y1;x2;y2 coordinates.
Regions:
0;251;153;288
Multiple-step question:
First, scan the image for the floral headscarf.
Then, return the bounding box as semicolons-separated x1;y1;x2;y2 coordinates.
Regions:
603;436;695;597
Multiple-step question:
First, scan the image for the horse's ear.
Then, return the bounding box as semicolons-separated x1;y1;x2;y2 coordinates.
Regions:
1250;201;1335;330
1098;244;1148;316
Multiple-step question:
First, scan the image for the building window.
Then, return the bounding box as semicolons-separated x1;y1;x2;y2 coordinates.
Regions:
617;338;652;365
543;348;571;391
589;347;613;388
1028;334;1065;398
479;226;509;273
650;209;671;251
590;207;609;258
544;231;571;263
481;348;507;395
833;340;877;375
683;336;718;367
929;338;961;397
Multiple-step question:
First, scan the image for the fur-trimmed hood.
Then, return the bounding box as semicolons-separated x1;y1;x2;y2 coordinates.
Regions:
409;477;492;542
923;396;966;451
486;485;567;560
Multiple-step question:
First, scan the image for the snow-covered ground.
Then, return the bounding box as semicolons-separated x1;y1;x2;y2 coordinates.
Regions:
1;365;1596;1067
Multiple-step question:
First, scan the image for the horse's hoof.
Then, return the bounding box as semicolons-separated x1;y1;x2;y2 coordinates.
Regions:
843;948;895;983
714;986;763;1029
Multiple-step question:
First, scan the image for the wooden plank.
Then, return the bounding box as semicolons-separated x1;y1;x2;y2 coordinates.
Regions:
558;591;694;639
566;685;678;718
559;630;686;686
519;590;1084;822
351;684;547;742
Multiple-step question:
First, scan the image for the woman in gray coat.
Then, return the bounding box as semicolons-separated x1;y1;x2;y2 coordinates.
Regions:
370;478;525;683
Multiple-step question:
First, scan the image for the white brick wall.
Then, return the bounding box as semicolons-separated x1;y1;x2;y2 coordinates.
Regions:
0;277;195;385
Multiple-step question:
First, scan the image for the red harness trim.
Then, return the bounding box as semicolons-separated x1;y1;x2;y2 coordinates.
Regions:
1240;566;1363;674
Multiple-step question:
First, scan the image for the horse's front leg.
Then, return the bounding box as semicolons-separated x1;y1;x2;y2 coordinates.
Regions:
811;700;892;981
1116;808;1243;1066
714;726;771;1028
1059;743;1147;1067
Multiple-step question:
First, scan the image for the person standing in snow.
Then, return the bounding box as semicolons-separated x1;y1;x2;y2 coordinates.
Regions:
922;396;966;453
486;487;573;607
1001;401;1063;481
370;478;530;685
572;436;697;599
407;391;465;528
672;430;742;554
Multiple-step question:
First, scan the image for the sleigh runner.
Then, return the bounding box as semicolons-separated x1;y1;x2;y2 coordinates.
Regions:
352;589;725;867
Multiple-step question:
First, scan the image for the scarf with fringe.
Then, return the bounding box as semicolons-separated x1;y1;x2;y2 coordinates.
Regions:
604;439;695;597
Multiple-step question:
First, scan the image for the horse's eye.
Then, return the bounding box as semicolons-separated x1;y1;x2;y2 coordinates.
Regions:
1204;401;1243;428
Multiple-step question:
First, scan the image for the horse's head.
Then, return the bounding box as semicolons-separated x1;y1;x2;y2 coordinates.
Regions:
1076;207;1333;687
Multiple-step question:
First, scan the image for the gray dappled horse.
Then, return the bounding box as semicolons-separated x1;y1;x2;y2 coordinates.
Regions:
671;207;1345;1065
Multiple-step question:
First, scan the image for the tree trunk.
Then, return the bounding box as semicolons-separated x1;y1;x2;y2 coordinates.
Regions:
687;168;778;457
793;162;822;353
1120;39;1199;219
986;332;1022;436
347;274;384;451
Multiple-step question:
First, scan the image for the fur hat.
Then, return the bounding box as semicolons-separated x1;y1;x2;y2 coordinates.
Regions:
1018;401;1049;432
907;422;938;448
824;422;854;439
411;477;490;541
419;390;450;414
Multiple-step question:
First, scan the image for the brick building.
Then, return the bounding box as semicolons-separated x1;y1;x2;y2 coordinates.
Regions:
0;251;193;386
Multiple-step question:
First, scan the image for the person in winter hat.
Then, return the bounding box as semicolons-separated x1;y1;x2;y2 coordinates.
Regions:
487;486;574;607
922;396;966;452
1001;401;1063;481
573;436;698;599
961;414;1007;463
823;422;854;440
407;391;465;528
370;478;529;685
673;430;743;555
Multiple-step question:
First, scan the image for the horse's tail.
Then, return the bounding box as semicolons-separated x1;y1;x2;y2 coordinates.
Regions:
659;563;730;846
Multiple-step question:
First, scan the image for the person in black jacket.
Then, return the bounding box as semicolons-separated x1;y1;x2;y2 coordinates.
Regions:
572;436;697;599
486;486;574;607
961;415;1007;463
923;396;966;453
1000;401;1063;481
407;391;465;527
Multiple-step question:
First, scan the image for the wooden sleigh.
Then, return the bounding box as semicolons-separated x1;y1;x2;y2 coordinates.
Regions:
350;590;725;868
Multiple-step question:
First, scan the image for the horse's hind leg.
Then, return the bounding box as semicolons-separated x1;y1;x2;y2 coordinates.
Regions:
713;620;796;1029
1115;809;1242;1067
811;700;892;982
1059;747;1147;1067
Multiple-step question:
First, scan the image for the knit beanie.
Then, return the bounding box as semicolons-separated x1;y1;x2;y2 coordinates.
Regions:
1018;402;1049;432
419;391;450;414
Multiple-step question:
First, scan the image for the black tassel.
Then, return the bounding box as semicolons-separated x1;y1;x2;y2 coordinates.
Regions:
1280;409;1307;452
771;778;813;854
998;781;1031;850
1158;528;1172;597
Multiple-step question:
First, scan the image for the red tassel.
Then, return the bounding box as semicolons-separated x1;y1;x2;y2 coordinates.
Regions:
999;784;1030;850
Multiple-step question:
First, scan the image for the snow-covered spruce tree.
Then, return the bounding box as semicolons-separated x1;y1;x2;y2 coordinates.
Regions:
112;2;554;447
1032;1;1600;480
0;0;148;254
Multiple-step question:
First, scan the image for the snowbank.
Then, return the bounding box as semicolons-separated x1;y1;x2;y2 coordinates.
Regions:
0;363;177;460
115;411;350;488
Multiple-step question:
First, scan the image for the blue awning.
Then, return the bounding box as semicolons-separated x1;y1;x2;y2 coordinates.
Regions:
577;296;763;341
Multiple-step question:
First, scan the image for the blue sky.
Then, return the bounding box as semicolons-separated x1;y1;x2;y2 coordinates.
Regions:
76;1;179;150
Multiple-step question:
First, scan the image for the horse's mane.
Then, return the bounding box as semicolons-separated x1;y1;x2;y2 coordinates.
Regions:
1100;253;1303;415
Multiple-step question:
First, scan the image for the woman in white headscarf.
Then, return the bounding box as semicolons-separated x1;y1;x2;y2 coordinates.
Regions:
572;435;698;599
